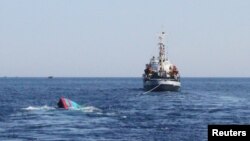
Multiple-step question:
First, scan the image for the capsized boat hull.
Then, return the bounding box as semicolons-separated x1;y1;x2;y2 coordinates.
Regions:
57;97;81;110
143;79;181;91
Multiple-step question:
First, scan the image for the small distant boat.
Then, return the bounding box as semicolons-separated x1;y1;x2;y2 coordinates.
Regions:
143;32;181;91
57;97;81;110
48;76;53;79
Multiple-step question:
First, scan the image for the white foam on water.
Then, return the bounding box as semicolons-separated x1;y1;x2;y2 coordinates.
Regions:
79;106;102;113
22;105;56;111
22;105;106;115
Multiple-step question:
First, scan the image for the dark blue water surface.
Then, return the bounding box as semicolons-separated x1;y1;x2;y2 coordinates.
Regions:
0;77;250;141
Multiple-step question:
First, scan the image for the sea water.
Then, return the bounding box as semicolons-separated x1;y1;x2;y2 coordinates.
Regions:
0;77;250;141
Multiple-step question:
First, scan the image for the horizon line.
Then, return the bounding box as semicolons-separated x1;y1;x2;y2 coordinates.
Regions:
1;76;250;78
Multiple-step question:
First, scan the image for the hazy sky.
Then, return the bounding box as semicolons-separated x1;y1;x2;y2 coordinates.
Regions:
0;0;249;77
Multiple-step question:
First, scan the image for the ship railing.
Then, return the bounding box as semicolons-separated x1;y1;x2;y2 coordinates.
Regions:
144;74;180;82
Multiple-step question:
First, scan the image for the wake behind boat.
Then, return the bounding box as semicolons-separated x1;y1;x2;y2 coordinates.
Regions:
143;32;181;92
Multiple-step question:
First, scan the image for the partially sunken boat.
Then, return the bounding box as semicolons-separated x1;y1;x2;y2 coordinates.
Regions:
57;97;81;110
143;32;181;91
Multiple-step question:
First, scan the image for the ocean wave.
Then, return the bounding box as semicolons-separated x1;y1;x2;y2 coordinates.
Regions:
79;106;102;113
22;105;102;114
22;105;56;111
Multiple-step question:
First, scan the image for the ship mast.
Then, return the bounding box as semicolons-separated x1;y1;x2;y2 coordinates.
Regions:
158;32;167;68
